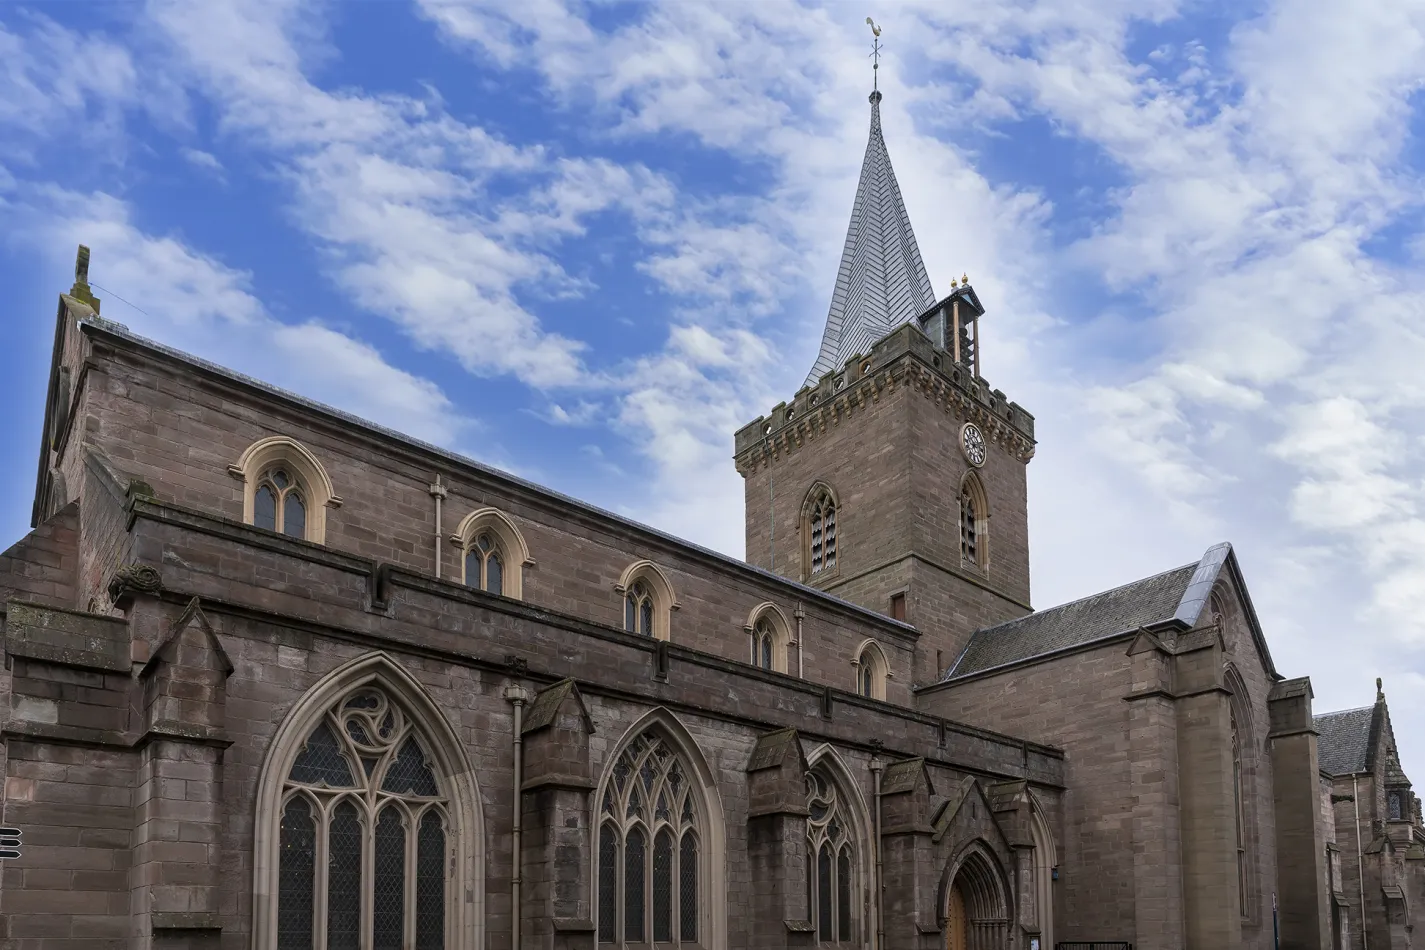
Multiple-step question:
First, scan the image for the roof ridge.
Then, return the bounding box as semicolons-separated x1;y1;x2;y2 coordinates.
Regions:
1315;704;1375;719
971;560;1199;638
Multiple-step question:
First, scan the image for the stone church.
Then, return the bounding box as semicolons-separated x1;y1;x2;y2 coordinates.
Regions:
1;87;1422;950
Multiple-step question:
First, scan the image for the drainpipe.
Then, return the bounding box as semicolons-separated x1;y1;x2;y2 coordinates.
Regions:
429;475;447;580
506;684;530;950
794;604;805;679
870;747;884;950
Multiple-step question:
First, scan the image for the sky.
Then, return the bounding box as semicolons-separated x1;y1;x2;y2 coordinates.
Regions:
2;0;1424;773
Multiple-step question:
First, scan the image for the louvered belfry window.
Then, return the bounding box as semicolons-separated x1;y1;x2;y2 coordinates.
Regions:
809;492;838;575
960;488;978;565
596;731;702;946
276;686;450;950
805;770;857;944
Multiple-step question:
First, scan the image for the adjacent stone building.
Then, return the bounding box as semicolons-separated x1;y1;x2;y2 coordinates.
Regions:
1;87;1420;950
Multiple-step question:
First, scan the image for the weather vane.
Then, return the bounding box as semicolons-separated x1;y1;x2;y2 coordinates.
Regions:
866;18;882;91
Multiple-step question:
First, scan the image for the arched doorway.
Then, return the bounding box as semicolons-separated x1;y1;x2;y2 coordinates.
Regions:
943;844;1011;950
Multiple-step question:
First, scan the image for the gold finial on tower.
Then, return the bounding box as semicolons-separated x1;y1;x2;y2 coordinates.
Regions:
962;273;969;286
68;244;101;313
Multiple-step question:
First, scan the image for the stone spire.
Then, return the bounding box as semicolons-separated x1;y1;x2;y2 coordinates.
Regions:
804;90;935;388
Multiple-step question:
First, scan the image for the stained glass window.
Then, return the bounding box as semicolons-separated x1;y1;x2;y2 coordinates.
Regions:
624;581;656;637
277;798;315;950
284;493;306;538
808;492;838;576
806;769;858;944
373;809;405;950
416;812;446;950
596;729;704;946
252;468;311;540
256;485;277;532
274;684;452;950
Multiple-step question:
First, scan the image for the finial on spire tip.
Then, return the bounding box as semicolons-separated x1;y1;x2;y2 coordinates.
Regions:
866;17;882;92
1377;677;1384;700
69;244;101;313
962;273;969;285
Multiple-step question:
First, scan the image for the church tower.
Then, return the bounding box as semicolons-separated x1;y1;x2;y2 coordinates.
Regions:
733;89;1038;687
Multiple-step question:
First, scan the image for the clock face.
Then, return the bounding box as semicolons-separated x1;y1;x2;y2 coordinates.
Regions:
960;423;987;467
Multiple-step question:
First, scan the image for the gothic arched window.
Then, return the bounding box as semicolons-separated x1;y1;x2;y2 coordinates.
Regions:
752;618;775;670
804;487;839;578
805;770;856;944
1389;792;1403;821
274;684;452;950
854;641;889;701
617;561;677;641
626;582;655;636
596;731;705;947
960;473;988;569
463;533;504;595
233;435;340;544
255;468;309;539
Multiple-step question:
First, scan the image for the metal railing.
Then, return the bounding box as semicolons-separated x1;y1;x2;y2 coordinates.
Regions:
1056;943;1133;950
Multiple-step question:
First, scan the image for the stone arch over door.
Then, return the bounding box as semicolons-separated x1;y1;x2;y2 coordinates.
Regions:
1028;793;1057;950
939;840;1012;950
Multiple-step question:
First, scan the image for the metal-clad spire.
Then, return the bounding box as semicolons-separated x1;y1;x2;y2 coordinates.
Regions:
804;89;935;388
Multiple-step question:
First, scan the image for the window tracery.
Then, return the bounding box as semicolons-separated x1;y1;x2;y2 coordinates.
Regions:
752;617;775;670
463;532;504;595
959;473;987;569
275;684;451;950
232;435;339;544
255;468;309;539
853;641;888;701
804;487;839;578
805;770;857;944
596;731;704;947
625;582;655;636
616;561;676;641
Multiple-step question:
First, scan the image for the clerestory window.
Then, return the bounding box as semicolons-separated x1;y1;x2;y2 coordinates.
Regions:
255;468;309;539
463;532;504;595
625;582;655;637
752;618;775;670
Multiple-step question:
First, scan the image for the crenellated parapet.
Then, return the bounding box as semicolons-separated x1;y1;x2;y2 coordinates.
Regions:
734;314;1035;476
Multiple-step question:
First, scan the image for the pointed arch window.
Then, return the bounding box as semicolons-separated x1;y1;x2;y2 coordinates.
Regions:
596;731;705;947
451;508;530;600
616;562;677;641
804;487;839;578
232;436;340;544
255;468;310;539
273;684;453;950
1231;705;1248;918
959;474;988;570
463;533;505;595
854;641;889;701
805;770;857;944
752;618;775;670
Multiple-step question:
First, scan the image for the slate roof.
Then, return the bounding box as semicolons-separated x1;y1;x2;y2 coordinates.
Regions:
1314;705;1377;776
804;90;937;388
945;562;1201;679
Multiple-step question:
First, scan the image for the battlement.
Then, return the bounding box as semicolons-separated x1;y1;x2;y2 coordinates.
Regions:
734;307;1036;471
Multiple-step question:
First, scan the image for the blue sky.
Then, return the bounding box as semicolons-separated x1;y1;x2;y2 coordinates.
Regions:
3;1;1425;769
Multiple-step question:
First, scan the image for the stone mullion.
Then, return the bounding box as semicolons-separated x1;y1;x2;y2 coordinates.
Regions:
314;793;332;950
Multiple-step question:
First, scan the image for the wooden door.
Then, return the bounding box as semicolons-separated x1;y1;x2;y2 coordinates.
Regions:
945;884;967;950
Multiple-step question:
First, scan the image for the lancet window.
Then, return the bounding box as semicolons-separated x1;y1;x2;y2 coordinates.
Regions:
1231;705;1247;918
807;490;838;577
275;684;451;950
805;770;856;944
625;582;655;637
752;618;775;670
255;468;309;539
596;731;703;947
463;532;504;595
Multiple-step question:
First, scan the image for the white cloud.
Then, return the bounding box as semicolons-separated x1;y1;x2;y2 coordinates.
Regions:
1;185;469;447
